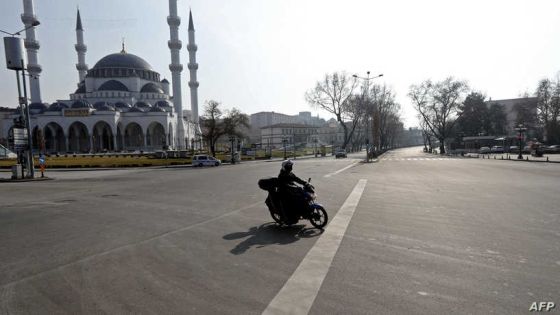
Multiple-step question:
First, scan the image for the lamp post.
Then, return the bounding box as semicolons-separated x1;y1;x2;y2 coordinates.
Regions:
229;135;236;164
3;22;40;178
352;71;383;162
282;136;288;160
514;124;527;160
313;136;318;157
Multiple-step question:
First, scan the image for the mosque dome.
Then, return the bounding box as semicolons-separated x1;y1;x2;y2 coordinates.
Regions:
93;101;115;111
93;52;153;71
155;100;172;108
128;107;144;113
114;101;131;108
29;102;48;114
75;84;86;94
134;101;152;109
149;106;165;112
140;82;164;93
114;101;132;112
98;80;129;91
47;102;69;112
71;99;92;109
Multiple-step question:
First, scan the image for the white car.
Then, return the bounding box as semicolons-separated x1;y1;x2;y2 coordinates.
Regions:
0;145;17;159
479;146;491;154
490;146;503;153
191;154;221;167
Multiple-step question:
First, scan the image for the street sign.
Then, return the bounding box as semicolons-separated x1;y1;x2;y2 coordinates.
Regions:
12;128;28;150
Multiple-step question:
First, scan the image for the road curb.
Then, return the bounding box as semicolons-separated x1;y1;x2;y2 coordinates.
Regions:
0;177;54;183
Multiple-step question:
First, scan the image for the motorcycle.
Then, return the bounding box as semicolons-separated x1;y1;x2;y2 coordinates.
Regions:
258;177;328;229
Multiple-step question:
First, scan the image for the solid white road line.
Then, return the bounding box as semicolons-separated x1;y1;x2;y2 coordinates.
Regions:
262;179;368;315
323;161;359;178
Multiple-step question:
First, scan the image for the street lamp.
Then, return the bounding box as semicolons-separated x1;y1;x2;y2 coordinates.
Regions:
3;21;40;178
514;124;527;160
352;71;383;162
282;136;288;160
0;21;40;37
313;136;318;157
229;135;236;164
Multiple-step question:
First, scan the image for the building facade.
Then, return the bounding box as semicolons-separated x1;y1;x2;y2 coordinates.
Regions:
261;123;319;148
486;97;538;134
249;111;325;143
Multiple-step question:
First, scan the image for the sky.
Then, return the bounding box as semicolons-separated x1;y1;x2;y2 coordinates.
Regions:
1;0;559;128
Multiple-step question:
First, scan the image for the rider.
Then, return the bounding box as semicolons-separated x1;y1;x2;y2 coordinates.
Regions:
278;160;308;222
278;159;307;187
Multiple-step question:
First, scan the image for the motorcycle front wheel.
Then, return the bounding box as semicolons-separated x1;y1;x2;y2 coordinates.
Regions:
309;206;328;229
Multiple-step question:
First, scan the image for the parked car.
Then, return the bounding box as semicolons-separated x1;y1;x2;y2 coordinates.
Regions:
191;155;221;167
479;146;491;154
335;149;347;158
490;146;504;153
546;145;560;153
0;144;17;159
523;146;531;153
508;145;519;153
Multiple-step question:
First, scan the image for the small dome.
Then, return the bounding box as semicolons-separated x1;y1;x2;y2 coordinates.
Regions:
114;102;132;108
93;52;153;70
140;82;164;94
29;102;48;114
98;80;129;91
75;84;86;94
155;100;172;108
47;102;69;112
71;99;92;109
161;78;169;84
149;106;165;112
93;102;115;111
134;101;151;108
128;107;144;113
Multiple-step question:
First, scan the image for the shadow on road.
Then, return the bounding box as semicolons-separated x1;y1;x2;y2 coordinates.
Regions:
223;222;323;255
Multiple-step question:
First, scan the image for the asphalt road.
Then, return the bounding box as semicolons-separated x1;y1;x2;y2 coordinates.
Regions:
1;147;558;314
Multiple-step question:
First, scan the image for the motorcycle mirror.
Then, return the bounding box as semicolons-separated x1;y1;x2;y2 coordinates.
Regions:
308;178;311;183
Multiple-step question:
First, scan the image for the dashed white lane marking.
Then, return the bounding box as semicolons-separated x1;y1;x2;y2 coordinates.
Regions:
262;179;368;315
323;161;359;178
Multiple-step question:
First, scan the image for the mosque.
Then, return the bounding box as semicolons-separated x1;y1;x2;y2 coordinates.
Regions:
1;0;200;153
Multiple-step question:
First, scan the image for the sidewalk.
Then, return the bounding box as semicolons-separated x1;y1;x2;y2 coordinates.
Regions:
464;152;560;163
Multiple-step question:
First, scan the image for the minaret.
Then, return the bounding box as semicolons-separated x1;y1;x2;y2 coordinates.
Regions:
75;9;88;85
21;0;42;103
187;10;201;138
167;0;186;150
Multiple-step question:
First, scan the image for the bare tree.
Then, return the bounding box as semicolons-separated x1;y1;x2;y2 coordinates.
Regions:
200;100;251;157
200;100;224;157
535;77;560;143
224;108;250;139
408;77;469;154
342;94;368;151
369;84;402;150
305;72;358;149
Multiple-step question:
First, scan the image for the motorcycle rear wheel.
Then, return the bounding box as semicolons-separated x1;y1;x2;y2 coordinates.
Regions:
309;207;328;229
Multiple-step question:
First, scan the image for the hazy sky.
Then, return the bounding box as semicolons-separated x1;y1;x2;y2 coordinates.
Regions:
1;0;559;127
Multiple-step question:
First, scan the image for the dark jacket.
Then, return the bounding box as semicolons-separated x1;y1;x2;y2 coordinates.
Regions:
278;169;307;186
